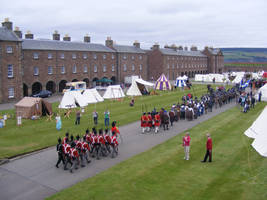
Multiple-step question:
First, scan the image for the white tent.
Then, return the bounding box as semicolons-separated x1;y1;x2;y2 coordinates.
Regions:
255;83;267;102
88;88;104;102
58;92;77;109
244;106;267;157
232;72;245;83
182;75;188;80
83;89;104;103
103;85;125;99
71;91;88;107
175;76;187;87
127;78;154;96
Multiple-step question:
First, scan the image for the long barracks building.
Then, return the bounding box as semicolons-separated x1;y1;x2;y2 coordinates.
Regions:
0;19;224;103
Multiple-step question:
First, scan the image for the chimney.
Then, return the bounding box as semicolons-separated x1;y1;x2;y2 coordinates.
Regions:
164;44;169;48
184;46;188;51
190;46;197;51
105;37;113;48
84;34;90;43
2;18;13;30
178;46;183;50
14;26;22;39
25;31;34;39
170;44;177;51
152;43;160;50
133;40;140;48
53;30;60;41
63;34;71;41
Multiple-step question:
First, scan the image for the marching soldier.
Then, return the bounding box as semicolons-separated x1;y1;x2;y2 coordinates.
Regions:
55;138;65;168
111;131;119;158
154;112;160;133
69;143;79;173
147;112;153;132
141;112;147;133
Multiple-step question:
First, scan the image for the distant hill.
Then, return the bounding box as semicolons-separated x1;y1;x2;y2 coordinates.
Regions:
221;48;267;63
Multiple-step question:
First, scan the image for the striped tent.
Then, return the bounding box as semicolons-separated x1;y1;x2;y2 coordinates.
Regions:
154;74;172;90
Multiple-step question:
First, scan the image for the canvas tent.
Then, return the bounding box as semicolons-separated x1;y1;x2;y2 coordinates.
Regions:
71;91;88;107
175;76;187;88
127;78;154;96
58;91;77;109
154;74;172;90
88;88;104;102
255;83;267;102
244;106;267;157
15;97;52;119
103;85;125;99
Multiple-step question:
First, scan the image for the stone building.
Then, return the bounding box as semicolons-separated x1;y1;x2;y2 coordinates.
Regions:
0;19;23;103
105;37;148;82
147;44;209;81
0;18;225;103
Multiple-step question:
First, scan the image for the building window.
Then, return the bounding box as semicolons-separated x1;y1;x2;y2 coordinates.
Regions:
83;53;87;59
132;64;135;71
48;53;53;59
103;65;107;72
103;54;106;60
60;53;65;59
139;55;142;60
8;87;14;98
61;66;65;74
8;64;13;78
6;46;13;53
34;66;39;75
131;55;135;60
139;64;142;71
48;66;53;74
123;64;127;71
72;53;77;59
112;64;115;72
167;64;170;69
83;65;88;73
72;65;77;73
172;64;174;69
93;54;97;60
123;54;127;60
33;52;39;59
111;54;115;60
94;65;97;72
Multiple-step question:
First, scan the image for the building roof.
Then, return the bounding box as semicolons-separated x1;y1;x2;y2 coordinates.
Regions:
0;27;21;42
159;48;207;57
207;48;221;55
22;39;115;52
113;44;146;54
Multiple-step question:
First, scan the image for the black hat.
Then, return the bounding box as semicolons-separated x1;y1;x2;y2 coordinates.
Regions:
58;138;61;143
143;112;146;115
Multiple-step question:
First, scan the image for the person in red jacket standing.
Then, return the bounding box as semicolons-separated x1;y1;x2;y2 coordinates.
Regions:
154;112;161;133
183;132;191;160
141;113;148;134
202;133;212;162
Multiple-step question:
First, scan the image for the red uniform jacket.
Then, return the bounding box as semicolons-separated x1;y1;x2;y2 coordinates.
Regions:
99;135;105;145
111;126;120;136
154;114;160;126
147;115;152;127
70;148;79;159
111;136;118;145
141;115;148;127
206;137;212;150
104;134;111;144
81;142;90;151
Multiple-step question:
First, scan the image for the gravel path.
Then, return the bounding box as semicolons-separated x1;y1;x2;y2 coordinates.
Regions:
0;102;236;200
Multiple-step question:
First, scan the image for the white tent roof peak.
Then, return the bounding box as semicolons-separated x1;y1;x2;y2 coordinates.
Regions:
103;85;125;99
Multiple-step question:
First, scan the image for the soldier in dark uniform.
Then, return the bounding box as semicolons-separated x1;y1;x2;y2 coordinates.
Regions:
55;138;65;168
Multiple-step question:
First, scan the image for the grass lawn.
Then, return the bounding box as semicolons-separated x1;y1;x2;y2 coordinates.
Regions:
0;84;223;159
48;102;267;200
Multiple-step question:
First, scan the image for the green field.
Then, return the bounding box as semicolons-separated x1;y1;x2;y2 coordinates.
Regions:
0;84;221;159
48;102;267;200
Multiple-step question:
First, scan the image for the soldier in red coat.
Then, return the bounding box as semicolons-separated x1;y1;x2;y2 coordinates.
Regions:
141;112;147;133
111;131;119;158
202;133;212;162
147;112;153;132
69;143;79;173
154;112;161;133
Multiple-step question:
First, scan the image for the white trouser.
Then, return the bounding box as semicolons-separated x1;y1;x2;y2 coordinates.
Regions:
184;146;190;160
155;126;159;133
142;127;146;133
146;127;150;131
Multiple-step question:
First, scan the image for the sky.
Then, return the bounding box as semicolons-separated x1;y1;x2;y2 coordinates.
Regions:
1;0;266;49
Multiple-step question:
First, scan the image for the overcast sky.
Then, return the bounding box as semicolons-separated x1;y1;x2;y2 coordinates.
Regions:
1;0;266;49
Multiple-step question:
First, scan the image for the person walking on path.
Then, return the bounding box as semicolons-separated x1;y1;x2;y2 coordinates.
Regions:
104;110;110;127
183;132;191;160
56;113;62;130
202;133;212;162
75;110;81;125
93;110;98;125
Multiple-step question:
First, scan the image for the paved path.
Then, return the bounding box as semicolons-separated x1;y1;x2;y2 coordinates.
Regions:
0;102;236;200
